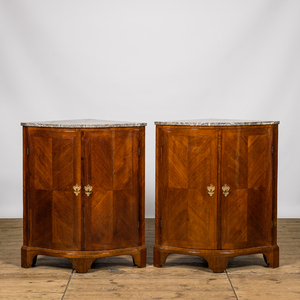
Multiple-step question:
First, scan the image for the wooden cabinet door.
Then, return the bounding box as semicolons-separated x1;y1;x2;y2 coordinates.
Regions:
26;128;82;250
159;127;218;250
221;127;273;249
83;128;140;250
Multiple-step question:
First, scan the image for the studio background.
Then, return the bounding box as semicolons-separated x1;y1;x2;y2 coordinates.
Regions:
1;0;299;218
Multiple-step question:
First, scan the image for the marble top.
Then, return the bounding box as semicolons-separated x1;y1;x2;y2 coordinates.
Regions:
154;119;279;126
21;119;147;128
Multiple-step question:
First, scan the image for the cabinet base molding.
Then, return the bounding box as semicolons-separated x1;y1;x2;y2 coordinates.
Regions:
21;245;147;273
153;245;279;273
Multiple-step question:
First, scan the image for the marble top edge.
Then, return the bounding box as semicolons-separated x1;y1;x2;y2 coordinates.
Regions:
154;119;280;126
21;119;147;128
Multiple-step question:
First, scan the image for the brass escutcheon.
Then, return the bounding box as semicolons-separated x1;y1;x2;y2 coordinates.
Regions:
73;184;81;196
207;184;215;197
84;184;93;197
222;184;230;197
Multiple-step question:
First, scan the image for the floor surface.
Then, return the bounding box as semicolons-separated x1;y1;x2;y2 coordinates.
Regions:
0;218;299;299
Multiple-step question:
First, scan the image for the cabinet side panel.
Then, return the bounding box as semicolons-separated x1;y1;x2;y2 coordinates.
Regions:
23;127;29;246
138;127;145;246
272;125;278;245
155;126;163;245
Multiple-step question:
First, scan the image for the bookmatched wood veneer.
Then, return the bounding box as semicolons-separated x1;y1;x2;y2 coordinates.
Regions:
21;120;146;273
154;121;279;272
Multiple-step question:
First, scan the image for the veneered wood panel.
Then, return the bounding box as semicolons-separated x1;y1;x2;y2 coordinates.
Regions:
84;129;139;251
162;188;189;246
113;135;133;190
27;128;81;250
154;124;278;272
52;191;81;249
85;133;113;191
221;189;248;245
52;138;78;191
29;190;53;248
221;128;273;249
84;190;114;250
113;189;139;247
138;127;146;246
168;136;188;189
34;136;52;190
160;127;218;249
248;135;267;188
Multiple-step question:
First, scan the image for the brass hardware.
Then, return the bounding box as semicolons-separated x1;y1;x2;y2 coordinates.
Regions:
73;184;81;196
84;184;93;197
222;184;230;197
207;184;215;197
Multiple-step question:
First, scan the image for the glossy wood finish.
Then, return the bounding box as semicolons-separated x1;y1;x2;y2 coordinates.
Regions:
83;129;139;251
154;125;279;272
22;126;146;272
221;127;273;250
26;129;82;251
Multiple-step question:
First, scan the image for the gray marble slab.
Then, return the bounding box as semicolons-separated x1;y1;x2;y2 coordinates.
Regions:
154;119;279;126
21;119;147;128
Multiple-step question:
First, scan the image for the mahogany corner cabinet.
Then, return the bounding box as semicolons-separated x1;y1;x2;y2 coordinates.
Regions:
154;119;279;273
21;119;147;273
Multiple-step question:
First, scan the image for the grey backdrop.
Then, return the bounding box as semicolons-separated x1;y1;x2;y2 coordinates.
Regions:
1;0;300;218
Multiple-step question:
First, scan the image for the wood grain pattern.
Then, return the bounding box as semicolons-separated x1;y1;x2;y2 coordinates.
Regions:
138;127;146;246
155;125;279;273
22;126;146;273
158;127;218;250
83;129;139;251
221;127;273;250
26;128;82;251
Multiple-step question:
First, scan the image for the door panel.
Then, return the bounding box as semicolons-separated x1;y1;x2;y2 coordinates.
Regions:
160;127;218;249
27;129;81;250
84;129;139;251
221;128;273;249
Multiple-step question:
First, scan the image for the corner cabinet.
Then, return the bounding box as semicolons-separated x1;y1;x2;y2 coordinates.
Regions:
21;119;147;273
154;119;279;273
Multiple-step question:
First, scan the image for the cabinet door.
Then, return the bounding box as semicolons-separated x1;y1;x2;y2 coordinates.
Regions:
26;128;82;250
221;127;273;249
159;127;218;249
84;128;140;250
